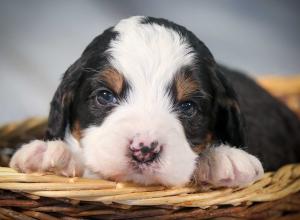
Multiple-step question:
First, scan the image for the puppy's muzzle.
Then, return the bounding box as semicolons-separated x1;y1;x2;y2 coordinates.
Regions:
129;134;162;163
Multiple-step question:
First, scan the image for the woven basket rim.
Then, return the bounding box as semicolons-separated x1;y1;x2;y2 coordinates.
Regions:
0;163;299;209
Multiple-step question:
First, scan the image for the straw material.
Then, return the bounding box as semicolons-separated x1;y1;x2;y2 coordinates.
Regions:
0;76;299;219
0;164;299;206
0;165;299;219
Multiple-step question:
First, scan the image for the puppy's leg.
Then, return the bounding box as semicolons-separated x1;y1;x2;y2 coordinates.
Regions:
9;140;84;177
194;145;264;187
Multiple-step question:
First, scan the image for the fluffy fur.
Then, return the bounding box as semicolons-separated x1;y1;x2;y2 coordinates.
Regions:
10;16;300;187
80;16;197;185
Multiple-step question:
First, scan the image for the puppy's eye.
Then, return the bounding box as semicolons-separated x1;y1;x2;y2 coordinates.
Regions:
96;90;118;105
178;101;197;117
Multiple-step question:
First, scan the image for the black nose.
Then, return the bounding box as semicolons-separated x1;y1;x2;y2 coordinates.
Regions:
131;142;161;163
140;146;151;154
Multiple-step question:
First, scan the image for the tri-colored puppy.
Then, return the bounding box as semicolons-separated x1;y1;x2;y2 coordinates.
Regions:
10;16;300;187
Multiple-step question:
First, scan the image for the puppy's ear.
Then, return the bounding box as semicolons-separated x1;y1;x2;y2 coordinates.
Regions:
45;60;83;140
211;68;245;147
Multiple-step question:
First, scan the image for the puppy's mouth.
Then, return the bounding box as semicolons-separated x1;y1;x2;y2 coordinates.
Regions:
128;146;162;172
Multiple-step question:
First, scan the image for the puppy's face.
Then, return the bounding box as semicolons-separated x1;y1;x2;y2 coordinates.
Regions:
46;16;244;186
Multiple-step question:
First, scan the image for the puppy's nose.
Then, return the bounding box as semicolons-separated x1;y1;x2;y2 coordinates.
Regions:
129;140;162;163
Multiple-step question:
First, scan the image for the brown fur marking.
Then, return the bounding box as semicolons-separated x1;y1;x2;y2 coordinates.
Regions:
72;121;82;142
100;68;124;94
192;133;213;154
175;74;200;101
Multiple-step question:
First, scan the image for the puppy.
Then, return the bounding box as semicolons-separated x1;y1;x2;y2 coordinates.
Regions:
10;16;300;187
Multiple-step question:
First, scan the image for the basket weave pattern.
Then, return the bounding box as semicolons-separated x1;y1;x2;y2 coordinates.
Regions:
0;164;300;219
0;76;299;219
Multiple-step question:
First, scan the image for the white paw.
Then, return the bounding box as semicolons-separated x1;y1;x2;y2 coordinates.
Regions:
9;140;83;177
194;145;264;187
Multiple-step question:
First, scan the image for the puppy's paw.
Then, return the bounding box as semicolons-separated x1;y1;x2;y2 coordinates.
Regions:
9;140;47;173
9;140;83;177
41;141;83;177
194;145;264;187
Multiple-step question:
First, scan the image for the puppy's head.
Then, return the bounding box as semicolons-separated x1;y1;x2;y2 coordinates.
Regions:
46;16;244;186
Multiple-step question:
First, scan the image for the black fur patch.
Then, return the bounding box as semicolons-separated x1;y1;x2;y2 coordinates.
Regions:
46;16;300;171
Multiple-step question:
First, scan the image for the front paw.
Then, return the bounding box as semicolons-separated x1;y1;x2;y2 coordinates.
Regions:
9;140;83;177
9;140;47;173
194;145;264;187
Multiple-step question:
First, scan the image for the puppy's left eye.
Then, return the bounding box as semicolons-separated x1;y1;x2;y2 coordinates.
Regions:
178;101;197;117
96;89;118;105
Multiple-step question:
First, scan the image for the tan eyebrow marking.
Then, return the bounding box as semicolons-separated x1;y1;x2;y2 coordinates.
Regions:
99;68;124;94
175;73;201;101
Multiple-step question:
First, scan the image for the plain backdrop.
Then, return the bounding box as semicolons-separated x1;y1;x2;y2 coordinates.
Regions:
0;0;300;124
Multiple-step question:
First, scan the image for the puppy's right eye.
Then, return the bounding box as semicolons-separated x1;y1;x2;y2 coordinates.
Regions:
96;89;118;106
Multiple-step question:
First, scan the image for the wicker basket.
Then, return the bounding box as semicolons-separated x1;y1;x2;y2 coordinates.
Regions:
0;76;299;220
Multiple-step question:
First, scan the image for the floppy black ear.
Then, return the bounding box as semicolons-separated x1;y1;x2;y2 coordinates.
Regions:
45;60;83;140
211;68;245;147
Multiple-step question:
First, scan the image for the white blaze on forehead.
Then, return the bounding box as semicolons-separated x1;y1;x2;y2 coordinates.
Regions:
107;16;195;107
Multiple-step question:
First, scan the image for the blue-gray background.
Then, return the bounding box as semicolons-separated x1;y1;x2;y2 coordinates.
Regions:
1;0;299;124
